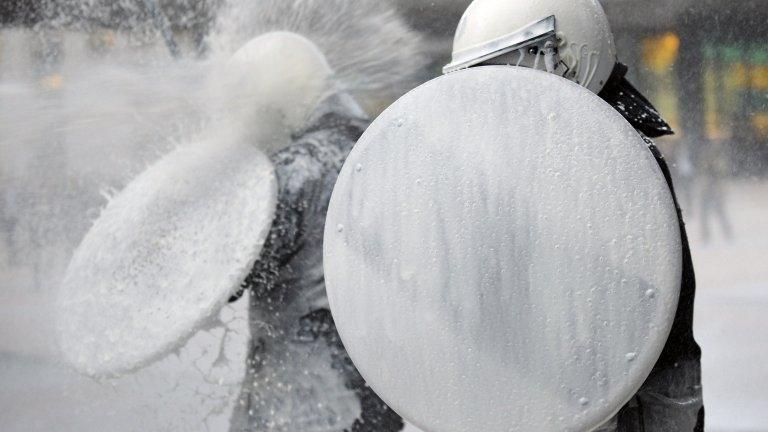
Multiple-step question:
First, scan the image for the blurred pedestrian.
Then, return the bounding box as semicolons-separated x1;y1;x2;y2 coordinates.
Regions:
700;141;733;242
675;140;697;216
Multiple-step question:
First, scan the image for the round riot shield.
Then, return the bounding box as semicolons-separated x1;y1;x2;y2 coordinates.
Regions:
56;139;277;377
324;67;682;432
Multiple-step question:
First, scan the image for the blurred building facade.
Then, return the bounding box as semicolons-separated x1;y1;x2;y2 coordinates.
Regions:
396;0;768;176
2;0;767;175
606;0;768;176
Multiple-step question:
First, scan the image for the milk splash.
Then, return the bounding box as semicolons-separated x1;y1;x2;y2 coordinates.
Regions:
208;0;428;106
0;0;428;430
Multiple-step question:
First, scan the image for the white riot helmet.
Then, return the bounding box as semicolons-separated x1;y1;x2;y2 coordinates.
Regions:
216;31;333;153
444;0;617;94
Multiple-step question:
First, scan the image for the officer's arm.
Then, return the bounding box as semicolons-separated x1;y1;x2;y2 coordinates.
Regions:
229;151;309;303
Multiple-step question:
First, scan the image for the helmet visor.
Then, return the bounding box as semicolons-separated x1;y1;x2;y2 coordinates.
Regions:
444;15;560;74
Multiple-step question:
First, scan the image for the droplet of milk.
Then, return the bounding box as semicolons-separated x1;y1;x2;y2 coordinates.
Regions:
336;224;344;233
645;289;656;299
579;397;590;406
626;352;637;362
355;164;363;172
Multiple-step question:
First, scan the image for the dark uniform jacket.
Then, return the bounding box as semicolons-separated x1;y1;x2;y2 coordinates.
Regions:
596;63;704;432
230;94;403;432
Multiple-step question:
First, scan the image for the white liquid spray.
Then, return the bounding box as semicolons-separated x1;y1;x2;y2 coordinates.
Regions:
0;1;429;430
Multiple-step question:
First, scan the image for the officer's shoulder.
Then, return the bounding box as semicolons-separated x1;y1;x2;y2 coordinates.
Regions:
272;131;338;168
269;131;346;191
270;140;324;187
286;118;364;161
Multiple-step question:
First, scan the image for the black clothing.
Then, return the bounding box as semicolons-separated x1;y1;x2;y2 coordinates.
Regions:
599;63;674;139
597;76;704;432
230;95;403;432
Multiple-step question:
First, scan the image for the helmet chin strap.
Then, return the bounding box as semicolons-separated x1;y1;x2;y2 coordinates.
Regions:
543;41;558;73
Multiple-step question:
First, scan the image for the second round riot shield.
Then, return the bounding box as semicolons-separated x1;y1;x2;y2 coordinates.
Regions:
56;139;277;377
324;66;682;432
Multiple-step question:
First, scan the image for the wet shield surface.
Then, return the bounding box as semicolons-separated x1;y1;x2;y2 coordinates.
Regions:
57;139;277;377
324;67;682;432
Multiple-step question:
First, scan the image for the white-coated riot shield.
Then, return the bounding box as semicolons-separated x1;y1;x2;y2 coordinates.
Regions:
56;138;277;377
323;66;682;432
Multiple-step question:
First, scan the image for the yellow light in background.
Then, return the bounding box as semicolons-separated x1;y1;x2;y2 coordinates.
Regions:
641;32;682;135
726;63;749;89
39;73;64;91
751;65;768;90
88;29;118;54
753;113;768;138
643;32;680;72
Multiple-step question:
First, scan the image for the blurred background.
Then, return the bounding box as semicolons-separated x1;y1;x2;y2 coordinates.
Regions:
1;0;766;431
